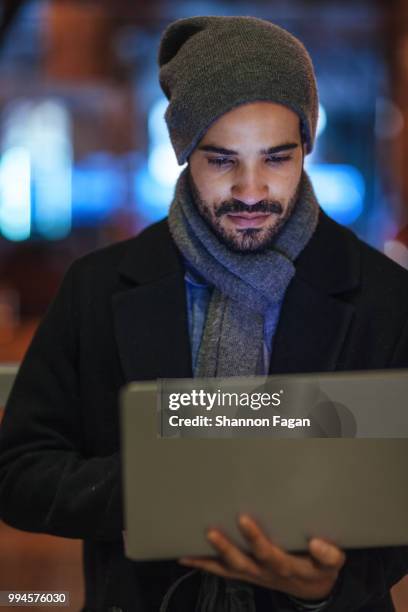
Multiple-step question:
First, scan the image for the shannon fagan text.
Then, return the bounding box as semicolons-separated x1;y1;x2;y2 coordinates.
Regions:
167;415;311;429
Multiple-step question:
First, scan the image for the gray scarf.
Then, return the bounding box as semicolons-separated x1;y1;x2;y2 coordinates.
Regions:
168;167;319;378
164;167;319;611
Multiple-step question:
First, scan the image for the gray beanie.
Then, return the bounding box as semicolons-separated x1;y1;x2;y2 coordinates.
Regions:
158;15;319;165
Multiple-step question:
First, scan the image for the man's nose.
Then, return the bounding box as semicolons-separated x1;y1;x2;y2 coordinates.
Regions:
231;169;269;205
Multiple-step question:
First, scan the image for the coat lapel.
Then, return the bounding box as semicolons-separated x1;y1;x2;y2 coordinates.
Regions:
269;211;360;375
112;220;192;382
269;275;355;375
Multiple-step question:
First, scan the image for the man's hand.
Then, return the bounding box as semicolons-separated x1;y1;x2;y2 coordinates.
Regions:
178;514;345;601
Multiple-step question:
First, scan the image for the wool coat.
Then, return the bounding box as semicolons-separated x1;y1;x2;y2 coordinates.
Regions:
0;210;408;611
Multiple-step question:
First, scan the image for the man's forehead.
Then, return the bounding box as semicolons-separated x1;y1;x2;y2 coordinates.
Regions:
196;103;302;151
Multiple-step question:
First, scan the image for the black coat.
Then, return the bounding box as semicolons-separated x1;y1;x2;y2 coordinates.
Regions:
1;211;408;611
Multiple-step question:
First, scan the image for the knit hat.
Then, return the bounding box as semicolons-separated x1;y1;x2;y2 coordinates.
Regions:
158;15;319;165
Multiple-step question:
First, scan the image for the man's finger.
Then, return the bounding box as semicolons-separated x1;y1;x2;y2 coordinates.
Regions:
238;516;345;581
238;515;295;578
206;529;262;577
308;539;346;570
238;515;323;581
238;514;273;562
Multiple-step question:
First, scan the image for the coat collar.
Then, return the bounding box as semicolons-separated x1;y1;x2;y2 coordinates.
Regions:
268;210;359;374
117;211;360;294
113;219;192;382
113;211;360;381
117;218;183;285
292;209;360;295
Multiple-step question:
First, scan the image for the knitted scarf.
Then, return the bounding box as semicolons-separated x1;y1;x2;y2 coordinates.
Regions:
168;167;319;378
165;166;319;611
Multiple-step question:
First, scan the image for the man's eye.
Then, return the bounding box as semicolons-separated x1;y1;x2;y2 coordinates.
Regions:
207;157;234;167
266;155;292;164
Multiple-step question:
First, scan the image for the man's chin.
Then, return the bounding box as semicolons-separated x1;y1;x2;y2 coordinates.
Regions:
217;226;278;253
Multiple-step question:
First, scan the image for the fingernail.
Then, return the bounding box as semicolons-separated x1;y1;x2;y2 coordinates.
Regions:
207;530;217;542
312;539;329;554
239;514;251;527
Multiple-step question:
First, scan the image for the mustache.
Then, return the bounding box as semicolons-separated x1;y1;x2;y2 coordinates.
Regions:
215;200;284;218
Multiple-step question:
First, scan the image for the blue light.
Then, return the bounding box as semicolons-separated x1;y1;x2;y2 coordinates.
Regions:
134;164;174;222
0;98;73;240
306;163;365;225
136;97;184;219
0;147;31;241
316;103;327;138
148;98;169;145
148;142;183;187
72;153;125;224
29;101;72;240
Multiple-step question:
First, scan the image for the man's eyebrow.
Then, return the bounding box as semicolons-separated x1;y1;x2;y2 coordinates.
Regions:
261;143;299;154
197;143;299;155
198;145;239;155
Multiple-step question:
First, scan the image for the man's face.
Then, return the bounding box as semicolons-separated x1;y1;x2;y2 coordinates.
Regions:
188;101;306;252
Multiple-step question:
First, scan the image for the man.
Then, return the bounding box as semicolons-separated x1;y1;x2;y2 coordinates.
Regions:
1;15;408;612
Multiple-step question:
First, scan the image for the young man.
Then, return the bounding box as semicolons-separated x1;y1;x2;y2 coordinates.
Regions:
1;15;408;612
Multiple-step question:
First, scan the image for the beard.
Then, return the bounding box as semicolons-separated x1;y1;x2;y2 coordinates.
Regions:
188;172;303;253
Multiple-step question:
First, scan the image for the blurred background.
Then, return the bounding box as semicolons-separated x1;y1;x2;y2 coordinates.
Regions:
0;0;408;609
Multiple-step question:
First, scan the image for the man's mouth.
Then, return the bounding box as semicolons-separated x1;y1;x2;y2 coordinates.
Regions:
226;213;272;229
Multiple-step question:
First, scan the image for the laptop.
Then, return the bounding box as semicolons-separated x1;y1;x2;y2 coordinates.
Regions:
0;364;19;406
120;370;408;561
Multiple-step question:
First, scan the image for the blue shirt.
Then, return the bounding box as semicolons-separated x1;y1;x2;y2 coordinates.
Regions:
184;266;283;374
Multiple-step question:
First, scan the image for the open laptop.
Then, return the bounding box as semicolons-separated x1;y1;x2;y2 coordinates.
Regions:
120;370;408;561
